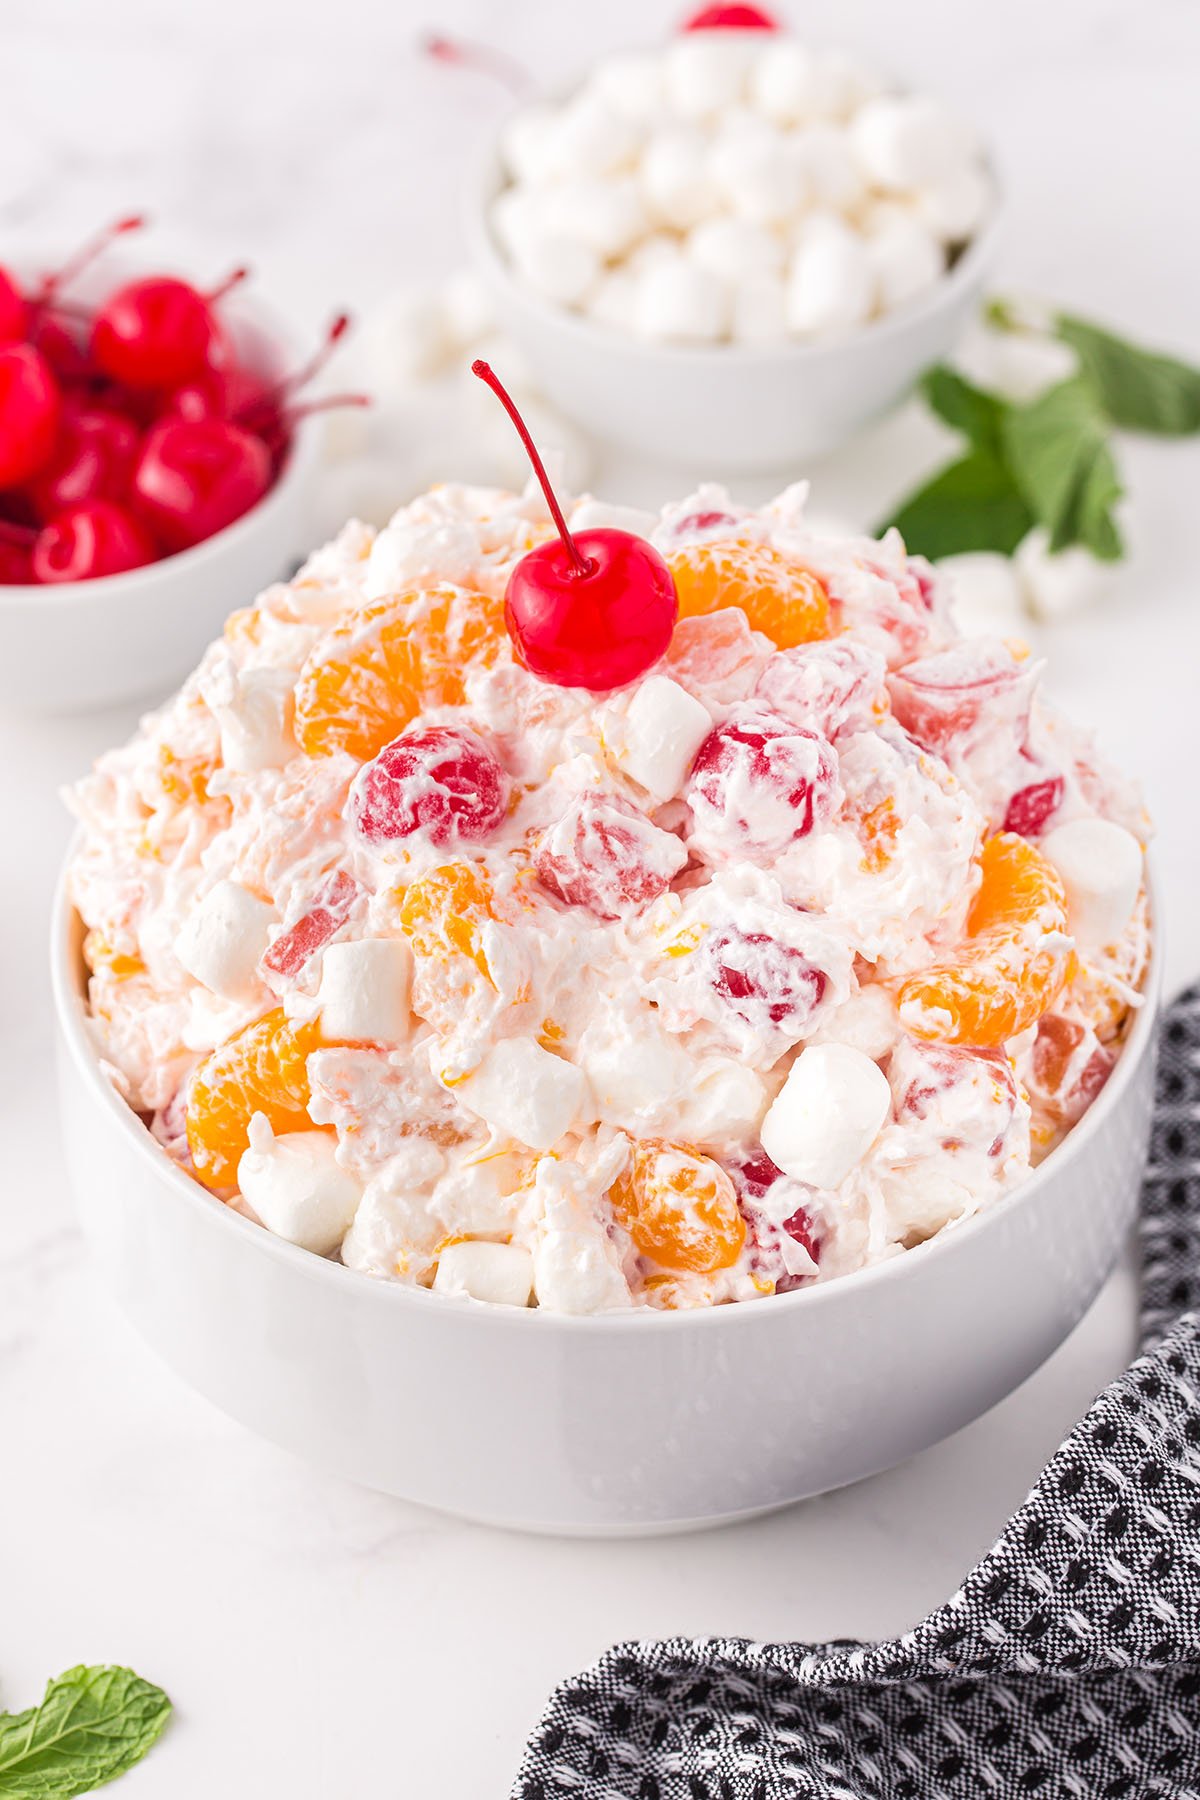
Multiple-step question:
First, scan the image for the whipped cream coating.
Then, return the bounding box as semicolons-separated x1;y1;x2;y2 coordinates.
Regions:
67;481;1151;1313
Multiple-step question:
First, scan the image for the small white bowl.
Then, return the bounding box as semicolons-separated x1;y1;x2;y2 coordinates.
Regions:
0;272;323;716
468;145;1001;473
52;867;1160;1536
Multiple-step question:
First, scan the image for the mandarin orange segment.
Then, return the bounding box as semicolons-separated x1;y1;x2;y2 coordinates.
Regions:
611;1140;746;1275
398;862;496;980
186;1008;321;1192
898;833;1071;1047
293;584;505;762
667;540;831;650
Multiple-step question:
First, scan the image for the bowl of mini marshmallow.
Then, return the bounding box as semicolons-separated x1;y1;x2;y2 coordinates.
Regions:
468;12;1000;471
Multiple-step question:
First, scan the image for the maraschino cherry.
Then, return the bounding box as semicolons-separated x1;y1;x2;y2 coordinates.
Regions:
131;416;272;549
90;264;250;391
27;404;139;518
472;359;678;690
0;523;32;585
0;343;61;487
0;268;26;344
31;500;156;583
682;4;778;27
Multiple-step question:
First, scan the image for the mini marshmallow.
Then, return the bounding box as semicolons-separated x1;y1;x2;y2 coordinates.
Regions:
620;675;713;801
175;881;275;1002
711;127;806;227
687;215;784;283
441;270;495;348
867;215;944;312
491;187;556;263
795;124;867;215
459;1037;587;1151
914;164;992;243
677;1059;769;1144
545;94;640;179
786;218;875;336
807;49;883;121
209;666;296;774
581;1028;691;1131
641;127;721;229
500;104;559;185
809;984;900;1062
1040;819;1143;951
360;288;453;389
663;32;752;120
938;552;1028;638
434;1239;534;1307
543;176;648;259
851;95;975;192
318;938;412;1044
1015;527;1117;622
589;50;665;122
512;231;600;308
587;269;641;336
761;1043;892;1189
731;273;790;345
749;40;820;124
633;254;728;344
238;1120;363;1256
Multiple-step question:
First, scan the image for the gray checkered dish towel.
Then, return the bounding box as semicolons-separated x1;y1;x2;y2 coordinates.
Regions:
513;987;1200;1800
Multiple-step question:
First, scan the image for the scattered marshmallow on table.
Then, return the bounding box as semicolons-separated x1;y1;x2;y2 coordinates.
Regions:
490;33;994;346
237;1119;364;1257
1040;820;1143;951
761;1043;892;1189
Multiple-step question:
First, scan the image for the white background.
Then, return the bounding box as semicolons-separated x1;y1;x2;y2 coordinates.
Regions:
3;0;1200;1793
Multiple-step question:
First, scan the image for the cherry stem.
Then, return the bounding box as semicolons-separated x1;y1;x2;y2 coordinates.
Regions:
0;520;35;547
472;360;592;579
238;313;353;423
206;266;252;306
34;214;146;306
421;30;529;96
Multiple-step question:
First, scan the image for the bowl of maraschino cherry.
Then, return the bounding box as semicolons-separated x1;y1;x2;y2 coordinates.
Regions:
0;216;361;714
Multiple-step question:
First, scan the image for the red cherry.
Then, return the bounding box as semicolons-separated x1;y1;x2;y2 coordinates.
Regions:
167;313;353;440
349;726;509;845
131;417;271;549
1003;774;1063;838
0;521;33;584
26;406;140;519
20;216;147;384
0;345;62;487
708;928;828;1031
682;3;778;27
535;792;686;919
0;268;26;344
687;708;839;856
90;265;250;391
32;500;156;584
781;1204;822;1265
261;870;361;980
473;359;678;690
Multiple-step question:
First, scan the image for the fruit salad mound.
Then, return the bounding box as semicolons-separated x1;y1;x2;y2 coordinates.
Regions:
66;480;1151;1313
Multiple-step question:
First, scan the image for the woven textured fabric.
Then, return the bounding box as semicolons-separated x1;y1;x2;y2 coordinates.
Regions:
513;989;1200;1800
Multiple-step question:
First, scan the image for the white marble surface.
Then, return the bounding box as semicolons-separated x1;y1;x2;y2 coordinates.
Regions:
4;0;1200;1793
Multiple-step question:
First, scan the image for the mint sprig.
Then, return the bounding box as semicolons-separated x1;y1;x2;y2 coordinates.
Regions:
881;307;1200;561
0;1667;171;1797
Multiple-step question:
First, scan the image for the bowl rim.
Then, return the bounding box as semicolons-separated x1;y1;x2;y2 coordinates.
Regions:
0;284;325;609
51;850;1162;1333
466;125;1005;369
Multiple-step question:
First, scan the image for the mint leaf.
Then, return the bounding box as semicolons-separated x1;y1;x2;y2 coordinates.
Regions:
0;1667;171;1797
1001;376;1122;552
880;450;1035;559
1056;313;1200;436
1070;436;1124;561
920;365;1008;456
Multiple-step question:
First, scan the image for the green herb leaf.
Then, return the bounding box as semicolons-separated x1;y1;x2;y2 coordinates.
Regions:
1001;375;1124;555
880;449;1036;560
0;1667;171;1797
1056;313;1200;436
920;365;1009;456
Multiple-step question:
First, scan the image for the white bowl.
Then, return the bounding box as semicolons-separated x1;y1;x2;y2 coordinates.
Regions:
467;145;1002;473
51;869;1160;1535
0;272;322;716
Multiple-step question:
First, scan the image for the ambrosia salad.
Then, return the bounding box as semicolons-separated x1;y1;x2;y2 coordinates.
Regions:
67;452;1151;1313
